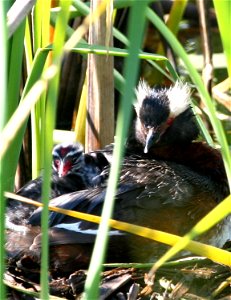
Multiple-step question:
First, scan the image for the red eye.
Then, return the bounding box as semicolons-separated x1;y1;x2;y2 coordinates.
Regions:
54;159;60;169
167;117;174;126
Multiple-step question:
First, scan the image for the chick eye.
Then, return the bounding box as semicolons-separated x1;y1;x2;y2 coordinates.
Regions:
54;159;60;169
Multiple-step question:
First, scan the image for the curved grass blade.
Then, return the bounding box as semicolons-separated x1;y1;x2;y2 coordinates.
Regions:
147;194;231;281
5;192;231;267
146;7;231;188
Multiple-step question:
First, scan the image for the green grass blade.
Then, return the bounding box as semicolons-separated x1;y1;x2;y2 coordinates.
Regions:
0;2;8;299
148;195;231;278
5;21;26;191
40;1;72;298
31;0;51;179
0;77;49;160
33;0;42;51
22;49;49;99
8;22;25;116
24;18;33;73
37;0;51;176
165;0;188;35
28;2;43;177
83;1;151;299
213;0;231;78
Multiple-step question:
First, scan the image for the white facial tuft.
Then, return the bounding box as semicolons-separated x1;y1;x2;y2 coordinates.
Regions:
134;80;153;114
167;81;191;117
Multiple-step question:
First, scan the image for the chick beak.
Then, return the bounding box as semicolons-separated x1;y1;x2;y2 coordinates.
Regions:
144;127;160;153
58;161;65;177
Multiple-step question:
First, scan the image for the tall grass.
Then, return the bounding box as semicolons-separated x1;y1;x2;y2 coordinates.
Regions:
39;2;72;298
0;0;230;299
0;2;8;299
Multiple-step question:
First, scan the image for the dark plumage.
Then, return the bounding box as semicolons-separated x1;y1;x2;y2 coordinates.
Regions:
6;81;229;276
127;81;227;192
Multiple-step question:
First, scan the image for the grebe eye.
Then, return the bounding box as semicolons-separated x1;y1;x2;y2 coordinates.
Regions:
166;117;174;126
143;123;148;129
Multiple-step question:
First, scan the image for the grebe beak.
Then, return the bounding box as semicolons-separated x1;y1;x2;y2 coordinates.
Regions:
144;127;160;153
